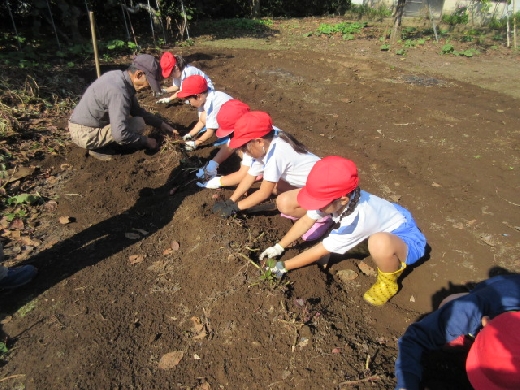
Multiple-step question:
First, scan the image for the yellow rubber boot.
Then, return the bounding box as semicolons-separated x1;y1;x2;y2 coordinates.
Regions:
363;263;406;306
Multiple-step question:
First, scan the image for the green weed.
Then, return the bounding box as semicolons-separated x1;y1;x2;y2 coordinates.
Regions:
442;6;469;26
17;299;37;317
315;22;366;37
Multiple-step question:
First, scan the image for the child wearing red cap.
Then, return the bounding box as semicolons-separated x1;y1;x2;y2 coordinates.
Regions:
212;111;332;241
260;156;427;306
395;274;520;390
156;53;214;104
176;75;233;151
195;99;252;187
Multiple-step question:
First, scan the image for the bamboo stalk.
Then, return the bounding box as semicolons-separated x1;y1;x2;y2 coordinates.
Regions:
5;0;21;50
89;12;101;78
45;0;61;49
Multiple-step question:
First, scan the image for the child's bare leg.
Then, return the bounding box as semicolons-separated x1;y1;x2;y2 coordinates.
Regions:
367;232;407;272
276;188;306;218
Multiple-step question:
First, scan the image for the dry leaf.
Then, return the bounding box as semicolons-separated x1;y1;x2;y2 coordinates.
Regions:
125;232;141;240
410;295;416;302
158;351;184;369
129;255;144;265
59;216;72;225
7;167;35;183
163;248;174;255
190;316;205;333
431;182;441;187
60;164;72;170
337;269;358;283
358;261;377;277
44;200;58;212
9;219;24;230
195;380;210;390
134;229;149;236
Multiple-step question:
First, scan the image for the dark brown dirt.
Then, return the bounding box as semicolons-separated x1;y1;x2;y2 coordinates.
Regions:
1;18;519;390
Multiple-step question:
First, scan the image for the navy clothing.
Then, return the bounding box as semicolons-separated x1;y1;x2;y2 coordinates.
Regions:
395;274;520;389
69;70;162;146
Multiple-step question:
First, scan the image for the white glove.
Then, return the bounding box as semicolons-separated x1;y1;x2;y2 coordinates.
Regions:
185;140;197;151
156;97;171;104
196;160;219;179
196;176;222;189
182;133;193;141
267;261;287;279
260;243;285;260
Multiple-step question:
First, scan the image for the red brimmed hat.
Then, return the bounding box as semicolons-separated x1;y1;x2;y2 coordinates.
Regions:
297;156;359;210
229;111;273;148
466;311;520;390
160;52;177;78
177;75;208;98
132;54;162;93
216;100;251;138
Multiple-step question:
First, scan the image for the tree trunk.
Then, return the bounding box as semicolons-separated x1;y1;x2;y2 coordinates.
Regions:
251;0;260;18
391;0;406;44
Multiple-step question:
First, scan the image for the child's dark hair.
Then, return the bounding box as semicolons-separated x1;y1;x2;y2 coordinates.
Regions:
263;130;309;154
332;187;361;229
174;55;187;71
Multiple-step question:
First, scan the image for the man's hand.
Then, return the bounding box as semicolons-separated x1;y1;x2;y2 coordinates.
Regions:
146;137;158;150
196;160;219;179
260;243;285;260
212;199;239;217
156;97;171;104
160;122;177;135
196;177;222;189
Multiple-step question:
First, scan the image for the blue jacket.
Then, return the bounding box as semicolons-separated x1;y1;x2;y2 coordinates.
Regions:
395;274;520;389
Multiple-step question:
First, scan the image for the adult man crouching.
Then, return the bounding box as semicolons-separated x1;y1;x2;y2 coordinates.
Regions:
68;54;176;160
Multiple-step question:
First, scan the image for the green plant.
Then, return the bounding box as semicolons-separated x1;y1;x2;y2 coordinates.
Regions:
5;209;27;222
380;43;390;51
7;194;41;205
17;299;37;317
260;259;278;283
442;6;469;26
315;21;366;37
396;48;406;56
350;4;392;21
179;38;195;47
441;42;455;54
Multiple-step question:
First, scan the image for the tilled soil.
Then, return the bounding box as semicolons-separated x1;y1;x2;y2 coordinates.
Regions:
0;21;519;390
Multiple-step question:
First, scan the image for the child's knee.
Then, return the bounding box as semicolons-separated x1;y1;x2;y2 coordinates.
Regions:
276;193;290;214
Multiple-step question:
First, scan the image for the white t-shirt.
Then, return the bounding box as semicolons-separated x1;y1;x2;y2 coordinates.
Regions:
200;91;233;130
307;190;405;254
174;65;215;91
247;135;319;188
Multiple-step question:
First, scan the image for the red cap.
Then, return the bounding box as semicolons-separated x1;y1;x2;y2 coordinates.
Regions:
160;52;177;78
216;100;251;138
297;156;359;210
466;311;520;390
229;111;273;148
177;75;208;98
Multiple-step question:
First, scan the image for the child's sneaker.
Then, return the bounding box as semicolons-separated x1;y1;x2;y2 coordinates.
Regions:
302;216;333;241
